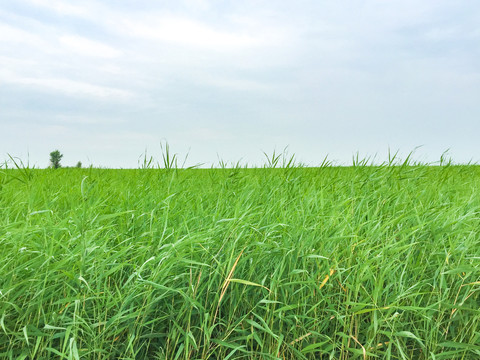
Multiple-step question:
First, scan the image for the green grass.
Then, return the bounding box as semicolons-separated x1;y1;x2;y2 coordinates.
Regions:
1;163;480;359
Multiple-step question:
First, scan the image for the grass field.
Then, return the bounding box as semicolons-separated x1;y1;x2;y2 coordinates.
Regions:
1;161;480;359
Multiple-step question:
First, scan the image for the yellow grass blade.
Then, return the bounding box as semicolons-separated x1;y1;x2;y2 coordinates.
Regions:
319;269;335;290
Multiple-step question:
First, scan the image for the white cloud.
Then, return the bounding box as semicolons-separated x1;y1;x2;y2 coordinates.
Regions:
59;35;123;58
2;75;134;100
25;0;90;17
21;0;277;51
0;23;44;45
52;114;127;125
117;16;263;50
198;75;272;92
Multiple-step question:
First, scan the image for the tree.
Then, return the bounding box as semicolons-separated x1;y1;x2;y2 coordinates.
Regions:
50;150;63;169
76;161;82;168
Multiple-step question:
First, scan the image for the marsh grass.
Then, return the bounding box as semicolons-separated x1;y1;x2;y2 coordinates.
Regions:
1;161;480;359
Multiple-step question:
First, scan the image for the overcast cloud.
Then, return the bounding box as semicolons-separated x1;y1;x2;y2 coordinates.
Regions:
1;0;479;167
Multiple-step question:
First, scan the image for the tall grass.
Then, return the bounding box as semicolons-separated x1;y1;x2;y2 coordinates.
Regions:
1;160;480;359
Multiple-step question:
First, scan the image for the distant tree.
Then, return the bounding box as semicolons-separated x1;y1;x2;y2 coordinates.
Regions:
49;150;63;169
76;161;82;168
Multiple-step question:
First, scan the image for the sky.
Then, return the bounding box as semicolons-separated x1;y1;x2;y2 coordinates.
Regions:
1;0;479;168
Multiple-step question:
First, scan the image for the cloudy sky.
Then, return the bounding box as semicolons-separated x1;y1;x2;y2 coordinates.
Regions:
1;0;479;167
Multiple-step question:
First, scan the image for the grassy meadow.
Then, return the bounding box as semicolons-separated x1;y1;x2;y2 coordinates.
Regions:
1;160;480;359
